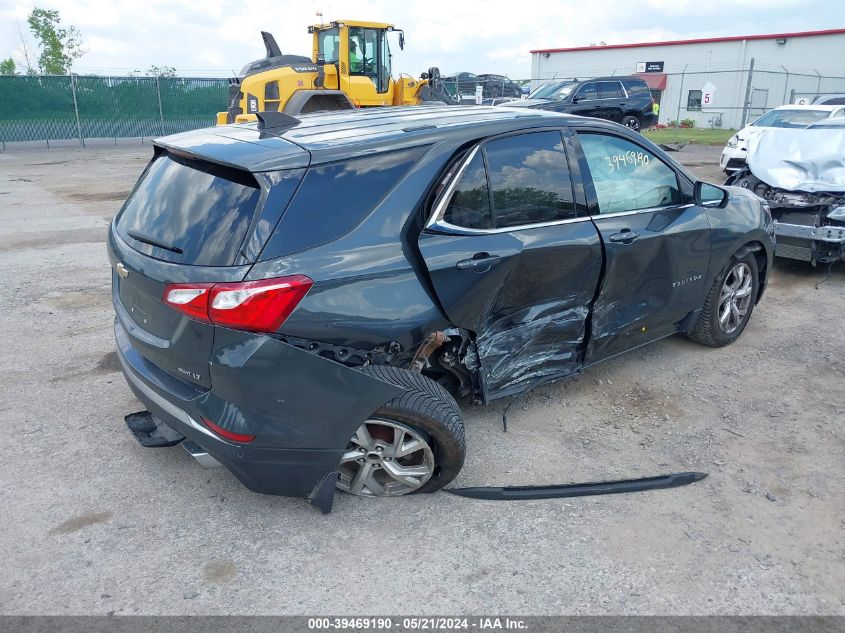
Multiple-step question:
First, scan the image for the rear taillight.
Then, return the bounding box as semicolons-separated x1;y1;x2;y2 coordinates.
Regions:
163;275;313;333
163;284;215;322
201;417;256;443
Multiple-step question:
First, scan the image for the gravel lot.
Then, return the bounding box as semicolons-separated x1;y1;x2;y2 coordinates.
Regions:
0;141;843;615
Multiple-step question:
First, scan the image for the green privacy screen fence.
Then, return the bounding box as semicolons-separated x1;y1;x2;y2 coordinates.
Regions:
0;75;229;146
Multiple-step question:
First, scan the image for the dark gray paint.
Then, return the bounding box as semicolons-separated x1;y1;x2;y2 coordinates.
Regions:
110;106;773;504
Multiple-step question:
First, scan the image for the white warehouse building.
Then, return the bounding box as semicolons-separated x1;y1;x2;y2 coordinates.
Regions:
530;28;845;129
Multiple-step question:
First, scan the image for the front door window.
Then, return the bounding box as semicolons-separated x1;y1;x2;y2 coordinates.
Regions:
575;82;598;101
578;133;681;213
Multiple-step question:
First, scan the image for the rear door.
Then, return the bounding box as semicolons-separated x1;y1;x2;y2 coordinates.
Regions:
417;130;602;400
572;129;712;363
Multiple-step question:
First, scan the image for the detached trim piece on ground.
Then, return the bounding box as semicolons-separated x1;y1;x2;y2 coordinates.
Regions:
446;472;707;500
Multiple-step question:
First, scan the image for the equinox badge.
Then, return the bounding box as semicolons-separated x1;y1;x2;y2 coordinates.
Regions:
115;262;129;279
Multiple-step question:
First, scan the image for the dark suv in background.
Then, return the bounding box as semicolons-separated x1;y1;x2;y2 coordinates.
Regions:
478;74;522;99
501;76;657;131
110;106;772;512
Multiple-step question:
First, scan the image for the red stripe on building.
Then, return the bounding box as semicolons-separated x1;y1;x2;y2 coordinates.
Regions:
530;28;845;55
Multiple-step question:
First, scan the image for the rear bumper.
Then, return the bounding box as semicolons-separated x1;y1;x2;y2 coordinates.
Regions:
114;318;402;503
639;111;658;127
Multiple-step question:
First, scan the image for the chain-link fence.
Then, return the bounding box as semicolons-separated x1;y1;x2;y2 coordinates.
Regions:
0;75;228;149
5;66;845;149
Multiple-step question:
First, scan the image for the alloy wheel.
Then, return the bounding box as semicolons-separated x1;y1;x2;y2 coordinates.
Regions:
718;262;753;334
624;117;640;131
337;420;435;497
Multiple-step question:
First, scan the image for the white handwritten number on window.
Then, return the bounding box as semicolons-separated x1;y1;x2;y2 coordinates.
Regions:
605;151;649;172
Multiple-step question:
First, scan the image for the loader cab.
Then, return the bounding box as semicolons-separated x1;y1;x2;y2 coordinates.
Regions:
311;20;397;104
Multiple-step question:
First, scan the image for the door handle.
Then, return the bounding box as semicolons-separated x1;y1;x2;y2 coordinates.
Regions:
456;253;501;273
608;229;639;244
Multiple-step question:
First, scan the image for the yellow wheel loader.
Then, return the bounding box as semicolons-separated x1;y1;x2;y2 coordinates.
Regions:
216;19;456;125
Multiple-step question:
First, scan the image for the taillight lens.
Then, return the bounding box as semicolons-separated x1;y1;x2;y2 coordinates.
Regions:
209;276;313;332
162;275;312;333
163;284;214;323
201;417;256;443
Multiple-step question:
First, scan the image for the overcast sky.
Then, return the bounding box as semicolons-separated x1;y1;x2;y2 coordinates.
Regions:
1;0;844;78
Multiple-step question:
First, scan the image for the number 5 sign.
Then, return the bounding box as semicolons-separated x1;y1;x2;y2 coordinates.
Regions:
702;81;716;107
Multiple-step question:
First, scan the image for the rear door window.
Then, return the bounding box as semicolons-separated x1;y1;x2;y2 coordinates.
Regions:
443;149;492;230
598;81;623;99
116;153;262;267
485;131;576;228
623;79;650;96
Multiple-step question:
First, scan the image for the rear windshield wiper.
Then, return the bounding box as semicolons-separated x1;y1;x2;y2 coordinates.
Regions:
127;230;183;254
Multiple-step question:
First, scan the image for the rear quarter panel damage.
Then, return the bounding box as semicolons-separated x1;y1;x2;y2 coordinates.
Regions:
209;327;404;450
248;142;459;352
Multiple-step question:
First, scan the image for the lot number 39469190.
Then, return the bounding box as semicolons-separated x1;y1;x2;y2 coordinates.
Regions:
606;151;649;172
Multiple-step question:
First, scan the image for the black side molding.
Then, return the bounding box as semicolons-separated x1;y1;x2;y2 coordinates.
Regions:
446;472;708;501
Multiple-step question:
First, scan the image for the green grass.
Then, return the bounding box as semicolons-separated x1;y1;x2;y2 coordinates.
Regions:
643;128;736;145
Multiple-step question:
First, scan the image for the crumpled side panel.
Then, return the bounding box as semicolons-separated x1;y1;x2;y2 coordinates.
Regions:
477;300;588;401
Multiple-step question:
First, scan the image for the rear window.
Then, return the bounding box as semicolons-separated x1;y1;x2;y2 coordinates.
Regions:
259;147;425;259
598;81;623;99
116;153;261;266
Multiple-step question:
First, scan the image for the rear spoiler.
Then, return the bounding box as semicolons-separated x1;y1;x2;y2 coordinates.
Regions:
152;126;310;172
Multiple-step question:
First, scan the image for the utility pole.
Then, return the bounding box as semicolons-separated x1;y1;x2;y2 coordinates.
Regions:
70;74;84;147
156;76;165;136
740;57;755;128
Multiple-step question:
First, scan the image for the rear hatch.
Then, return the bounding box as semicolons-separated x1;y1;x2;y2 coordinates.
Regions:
110;126;308;389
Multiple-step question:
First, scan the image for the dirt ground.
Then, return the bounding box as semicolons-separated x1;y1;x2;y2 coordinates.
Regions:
0;141;843;615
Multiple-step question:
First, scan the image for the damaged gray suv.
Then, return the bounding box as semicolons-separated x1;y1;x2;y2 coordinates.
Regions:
109;105;774;512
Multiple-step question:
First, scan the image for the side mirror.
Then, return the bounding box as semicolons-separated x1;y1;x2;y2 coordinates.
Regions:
570;95;579;103
399;32;405;50
695;181;729;208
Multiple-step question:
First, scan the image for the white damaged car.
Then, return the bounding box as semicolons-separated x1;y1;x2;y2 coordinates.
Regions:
719;104;845;174
725;118;845;264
